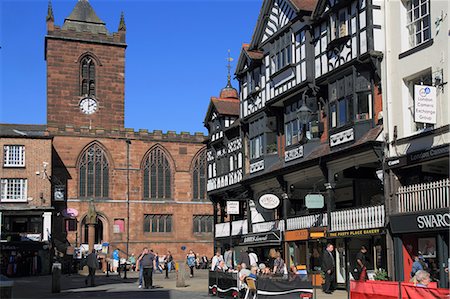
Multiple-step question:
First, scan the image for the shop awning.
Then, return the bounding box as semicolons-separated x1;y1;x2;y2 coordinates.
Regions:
239;231;281;246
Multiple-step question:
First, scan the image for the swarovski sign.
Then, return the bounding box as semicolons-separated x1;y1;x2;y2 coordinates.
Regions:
390;209;450;233
417;213;450;229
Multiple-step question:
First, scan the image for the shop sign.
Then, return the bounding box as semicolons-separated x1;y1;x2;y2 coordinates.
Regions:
391;209;450;233
305;194;324;209
259;194;280;209
310;231;326;239
285;229;309;241
241;231;281;245
226;201;240;215
414;85;436;124
62;208;78;218
328;228;382;238
407;145;449;164
20;233;42;242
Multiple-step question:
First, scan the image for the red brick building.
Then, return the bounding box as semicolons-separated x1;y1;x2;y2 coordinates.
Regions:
44;0;213;262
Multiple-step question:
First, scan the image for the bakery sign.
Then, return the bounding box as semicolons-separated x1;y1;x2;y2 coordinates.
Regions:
259;194;280;209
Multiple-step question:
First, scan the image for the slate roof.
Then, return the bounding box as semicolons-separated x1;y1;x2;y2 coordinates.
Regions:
243;44;264;60
0;124;48;138
62;0;109;35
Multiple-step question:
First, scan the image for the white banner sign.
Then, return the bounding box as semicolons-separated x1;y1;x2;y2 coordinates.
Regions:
414;85;436;124
227;201;240;215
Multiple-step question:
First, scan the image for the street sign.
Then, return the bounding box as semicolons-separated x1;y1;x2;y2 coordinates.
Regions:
305;194;324;209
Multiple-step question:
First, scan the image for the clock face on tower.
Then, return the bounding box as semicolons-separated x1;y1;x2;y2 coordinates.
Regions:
79;97;98;115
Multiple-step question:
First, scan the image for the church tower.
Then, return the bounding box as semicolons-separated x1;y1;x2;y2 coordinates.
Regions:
45;0;126;129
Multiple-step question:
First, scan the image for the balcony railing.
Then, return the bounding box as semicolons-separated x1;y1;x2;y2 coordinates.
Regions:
331;205;385;232
252;220;285;233
287;213;327;230
215;220;248;238
397;178;449;213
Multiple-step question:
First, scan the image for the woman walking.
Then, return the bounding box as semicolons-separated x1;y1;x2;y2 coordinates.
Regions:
186;250;196;278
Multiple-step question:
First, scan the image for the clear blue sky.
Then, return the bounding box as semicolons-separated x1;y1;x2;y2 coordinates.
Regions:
0;0;262;134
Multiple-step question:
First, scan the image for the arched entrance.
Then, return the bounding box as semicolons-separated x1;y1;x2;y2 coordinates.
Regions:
81;215;104;244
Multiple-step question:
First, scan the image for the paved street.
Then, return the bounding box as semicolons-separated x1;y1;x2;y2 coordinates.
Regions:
9;269;348;299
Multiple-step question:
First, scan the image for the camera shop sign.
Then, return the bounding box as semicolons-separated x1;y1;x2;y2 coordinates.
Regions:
390;209;450;233
414;85;436;124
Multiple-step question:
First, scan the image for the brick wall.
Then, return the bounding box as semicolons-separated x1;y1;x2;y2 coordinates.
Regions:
0;137;52;207
52;133;214;261
46;31;125;130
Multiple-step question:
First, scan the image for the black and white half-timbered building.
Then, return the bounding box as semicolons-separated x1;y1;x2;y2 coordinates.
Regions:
206;0;390;288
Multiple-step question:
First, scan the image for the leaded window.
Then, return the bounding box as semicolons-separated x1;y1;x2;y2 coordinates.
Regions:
193;215;213;233
143;147;172;199
1;179;27;202
79;144;109;198
192;150;207;201
406;0;430;48
81;56;96;96
3;145;25;167
143;214;172;233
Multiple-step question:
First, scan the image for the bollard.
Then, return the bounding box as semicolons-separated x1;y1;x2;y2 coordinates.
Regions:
176;261;186;287
52;262;61;293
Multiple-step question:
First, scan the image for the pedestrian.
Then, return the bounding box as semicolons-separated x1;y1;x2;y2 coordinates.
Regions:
321;243;336;294
85;249;98;287
201;254;209;269
356;245;369;281
186;250;196;278
128;253;136;271
239;249;250;267
272;251;285;275
411;255;424;278
224;245;234;269
139;248;156;289
154;252;163;273
136;248;146;288
211;250;224;271
412;270;431;287
112;249;119;273
165;251;173;272
248;249;258;267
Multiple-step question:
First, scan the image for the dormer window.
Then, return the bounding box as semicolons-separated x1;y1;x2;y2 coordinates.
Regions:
248;67;261;94
271;33;292;74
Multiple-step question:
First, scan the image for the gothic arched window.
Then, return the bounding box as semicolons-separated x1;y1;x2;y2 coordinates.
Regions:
79;143;109;198
81;56;96;96
192;150;206;201
143;147;172;199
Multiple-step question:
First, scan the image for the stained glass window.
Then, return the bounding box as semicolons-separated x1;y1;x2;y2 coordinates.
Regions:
79;143;109;198
143;147;172;199
192;150;207;201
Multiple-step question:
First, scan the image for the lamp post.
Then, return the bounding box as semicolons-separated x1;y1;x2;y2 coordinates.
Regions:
296;91;313;142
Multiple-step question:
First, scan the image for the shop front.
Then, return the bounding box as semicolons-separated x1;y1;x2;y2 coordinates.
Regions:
390;209;449;288
326;228;387;288
237;231;282;267
286;228;327;286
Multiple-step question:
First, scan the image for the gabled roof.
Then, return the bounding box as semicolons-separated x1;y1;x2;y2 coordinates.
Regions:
312;0;332;19
235;44;264;76
249;0;318;50
204;97;240;126
62;0;109;34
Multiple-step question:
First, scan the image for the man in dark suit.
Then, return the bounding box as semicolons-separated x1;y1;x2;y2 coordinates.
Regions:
321;243;336;294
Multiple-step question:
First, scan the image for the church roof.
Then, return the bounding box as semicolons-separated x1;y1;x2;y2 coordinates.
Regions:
62;0;109;34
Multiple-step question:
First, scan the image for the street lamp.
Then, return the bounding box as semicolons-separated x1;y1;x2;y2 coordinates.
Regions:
296;91;313;142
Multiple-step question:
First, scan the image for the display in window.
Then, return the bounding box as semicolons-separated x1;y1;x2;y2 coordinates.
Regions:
418;237;436;258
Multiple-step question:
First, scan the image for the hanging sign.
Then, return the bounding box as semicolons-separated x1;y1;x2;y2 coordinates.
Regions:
305;194;324;209
226;201;240;215
414;85;436;124
259;194;280;209
62;208;78;218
